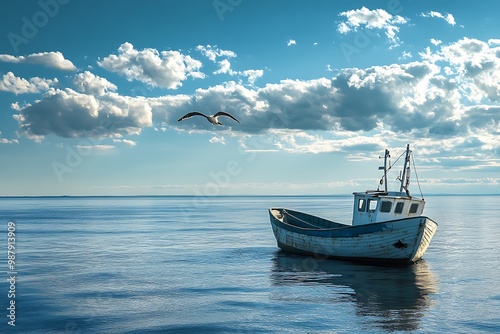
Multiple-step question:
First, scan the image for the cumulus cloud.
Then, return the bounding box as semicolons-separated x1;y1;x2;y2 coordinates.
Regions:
0;51;76;71
421;11;456;25
0;72;57;94
157;61;455;135
73;71;117;96
430;38;442;46
148;37;499;163
241;69;264;85
213;59;263;84
287;39;296;46
338;7;408;43
98;42;204;89
214;59;232;75
196;45;263;85
420;37;500;102
196;45;236;62
9;38;500;166
13;72;152;140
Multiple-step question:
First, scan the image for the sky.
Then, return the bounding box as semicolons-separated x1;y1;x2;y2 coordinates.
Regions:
0;0;499;196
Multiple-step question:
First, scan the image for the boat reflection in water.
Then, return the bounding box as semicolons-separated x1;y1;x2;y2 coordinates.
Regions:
270;252;438;332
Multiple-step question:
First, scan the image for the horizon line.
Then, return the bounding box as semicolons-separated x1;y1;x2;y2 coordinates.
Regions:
1;193;499;199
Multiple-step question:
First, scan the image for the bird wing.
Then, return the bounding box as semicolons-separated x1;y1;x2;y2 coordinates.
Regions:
214;111;240;123
177;112;208;122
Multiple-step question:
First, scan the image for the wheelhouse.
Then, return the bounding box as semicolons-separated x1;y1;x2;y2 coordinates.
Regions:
352;191;425;225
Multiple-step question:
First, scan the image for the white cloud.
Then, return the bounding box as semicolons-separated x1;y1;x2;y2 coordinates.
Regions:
287;39;296;46
338;6;408;43
73;71;117;96
157;61;443;134
337;22;350;34
430;38;442;46
488;39;500;46
420;37;500;102
445;13;456;25
113;139;137;147
213;59;263;85
14;72;153;140
9;39;500;169
214;59;233;75
157;73;388;133
240;69;264;85
399;51;412;60
0;72;57;94
423;177;500;186
98;42;204;89
196;45;236;62
153;121;168;132
0;51;76;71
149;38;499;166
209;136;226;145
0;138;19;144
76;144;114;150
195;45;264;85
0;131;19;144
257;130;387;154
421;11;456;25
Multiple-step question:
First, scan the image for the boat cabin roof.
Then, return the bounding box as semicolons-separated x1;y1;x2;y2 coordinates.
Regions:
352;190;418;200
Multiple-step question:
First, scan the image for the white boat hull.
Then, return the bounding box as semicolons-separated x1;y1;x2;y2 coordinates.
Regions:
269;208;438;265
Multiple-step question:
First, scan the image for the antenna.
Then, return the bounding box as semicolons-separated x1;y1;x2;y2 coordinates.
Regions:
379;149;390;192
399;144;411;194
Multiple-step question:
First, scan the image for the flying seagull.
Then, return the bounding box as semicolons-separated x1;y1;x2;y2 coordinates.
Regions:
177;111;240;125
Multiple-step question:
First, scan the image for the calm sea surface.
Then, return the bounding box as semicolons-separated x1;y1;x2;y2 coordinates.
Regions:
0;195;499;333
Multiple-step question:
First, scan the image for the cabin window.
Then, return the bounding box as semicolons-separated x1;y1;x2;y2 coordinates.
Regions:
358;198;366;212
368;199;378;212
409;203;419;214
380;201;392;213
395;202;404;214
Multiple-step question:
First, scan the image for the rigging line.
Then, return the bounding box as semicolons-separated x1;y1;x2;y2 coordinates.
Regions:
390;149;406;168
379;149;406;182
411;153;424;200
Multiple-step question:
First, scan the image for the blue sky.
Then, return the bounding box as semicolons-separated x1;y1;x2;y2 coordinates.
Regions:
0;0;499;196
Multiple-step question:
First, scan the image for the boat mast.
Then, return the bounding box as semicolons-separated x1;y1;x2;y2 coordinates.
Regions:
379;149;390;192
400;144;411;193
383;149;389;192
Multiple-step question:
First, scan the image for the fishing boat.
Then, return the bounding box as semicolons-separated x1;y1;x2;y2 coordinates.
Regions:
269;144;438;265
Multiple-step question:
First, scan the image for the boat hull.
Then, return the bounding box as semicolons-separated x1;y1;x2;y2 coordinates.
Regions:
269;208;438;265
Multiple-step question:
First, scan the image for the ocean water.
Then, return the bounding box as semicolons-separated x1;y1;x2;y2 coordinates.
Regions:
0;195;499;333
